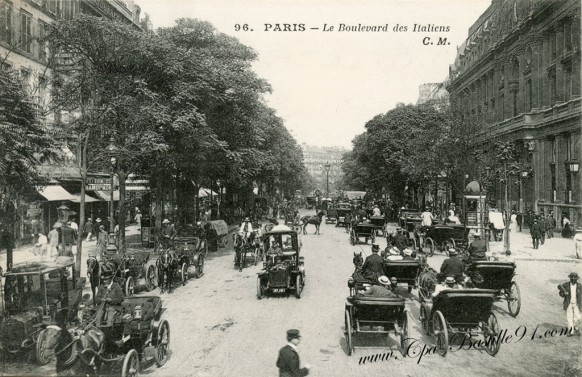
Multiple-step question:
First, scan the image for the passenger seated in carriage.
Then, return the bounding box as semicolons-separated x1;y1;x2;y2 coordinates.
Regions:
361;276;399;298
467;235;487;262
439;248;464;284
432;276;462;297
94;265;125;327
401;248;417;260
383;246;403;261
391;233;408;252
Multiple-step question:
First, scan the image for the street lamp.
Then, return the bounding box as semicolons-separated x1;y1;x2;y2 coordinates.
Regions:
568;160;579;173
463;174;469;228
216;179;221;219
324;162;331;197
107;137;118;233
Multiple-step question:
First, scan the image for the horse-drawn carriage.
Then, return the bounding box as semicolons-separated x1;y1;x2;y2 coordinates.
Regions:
335;202;352;228
368;216;386;237
398;209;422;232
326;206;337;224
469;260;521;317
174;236;206;283
422;224;470;257
305;196;316;210
419;289;501;357
384;260;421;293
344;282;410;356
257;226;305;299
99;249;158;297
65;296;170;376
205;220;229;252
349;222;376;245
0;258;85;364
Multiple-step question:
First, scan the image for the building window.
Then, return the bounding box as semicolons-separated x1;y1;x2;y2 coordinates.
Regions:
548;68;556;105
20;10;32;53
551;138;556;163
38;20;49;62
564;63;573;102
499;93;505;121
0;2;13;43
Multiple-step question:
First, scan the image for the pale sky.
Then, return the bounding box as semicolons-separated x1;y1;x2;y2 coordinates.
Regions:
135;0;491;148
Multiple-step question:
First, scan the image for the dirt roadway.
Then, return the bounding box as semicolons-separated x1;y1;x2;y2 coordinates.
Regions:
2;211;581;376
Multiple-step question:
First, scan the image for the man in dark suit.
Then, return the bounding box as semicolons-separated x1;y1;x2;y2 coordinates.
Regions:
530;218;542;250
439;248;464;284
538;215;546;245
558;272;581;336
361;244;385;282
276;329;310;377
467;235;487;261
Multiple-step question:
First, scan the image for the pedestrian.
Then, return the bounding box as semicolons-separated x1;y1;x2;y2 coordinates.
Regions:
538;215;546;245
557;272;581;336
61;222;75;257
530;218;542;250
84;218;93;241
30;219;41;245
546;213;554;239
510;211;518;232
276;329;310;377
93;218;102;241
516;211;523;232
70;218;79;237
134;209;142;230
96;225;107;259
562;214;573;238
574;227;582;260
33;232;48;258
47;224;60;258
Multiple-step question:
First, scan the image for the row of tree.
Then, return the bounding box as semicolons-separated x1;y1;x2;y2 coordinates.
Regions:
1;16;311;273
340;99;524;208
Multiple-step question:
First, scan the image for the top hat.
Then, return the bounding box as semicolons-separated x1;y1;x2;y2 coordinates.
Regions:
371;243;380;252
287;329;301;339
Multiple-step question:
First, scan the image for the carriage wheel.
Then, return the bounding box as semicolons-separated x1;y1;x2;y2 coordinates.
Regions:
195;257;204;279
125;276;135;297
122;349;139;377
507;281;521;317
484;312;501;356
448;238;456;251
257;277;264;299
420;306;430;335
154;319;170;367
400;310;411;357
36;329;53;365
295;275;303;299
425;238;435;257
345;308;353;356
180;263;188;286
145;265;156;291
432;310;448;357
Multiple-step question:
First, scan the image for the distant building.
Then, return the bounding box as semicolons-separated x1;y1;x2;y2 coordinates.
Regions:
417;82;449;105
300;143;348;196
446;0;581;225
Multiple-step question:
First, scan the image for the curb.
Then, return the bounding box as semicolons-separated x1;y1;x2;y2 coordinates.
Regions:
513;258;581;263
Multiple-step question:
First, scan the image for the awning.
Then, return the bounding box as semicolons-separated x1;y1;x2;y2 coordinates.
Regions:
70;194;100;203
198;188;217;198
36;185;75;201
94;190;120;201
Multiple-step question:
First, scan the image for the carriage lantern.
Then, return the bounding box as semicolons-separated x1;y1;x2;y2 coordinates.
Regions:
134;305;142;320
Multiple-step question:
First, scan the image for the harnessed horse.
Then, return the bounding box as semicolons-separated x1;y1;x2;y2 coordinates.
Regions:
233;233;254;272
156;247;177;294
352;252;363;272
87;257;101;305
300;211;325;235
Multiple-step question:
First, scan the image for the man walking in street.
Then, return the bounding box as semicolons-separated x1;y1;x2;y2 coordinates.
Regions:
538;215;546;245
546;213;555;239
530;218;542;250
47;224;60;259
276;329;310;377
558;272;581;336
61;222;75;257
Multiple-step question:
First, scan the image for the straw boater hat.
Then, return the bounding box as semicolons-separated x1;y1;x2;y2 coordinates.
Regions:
448;248;458;256
403;249;413;256
378;276;390;285
445;276;456;284
162;219;170;224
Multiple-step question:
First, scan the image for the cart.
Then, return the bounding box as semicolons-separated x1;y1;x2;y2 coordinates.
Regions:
469;260;521;317
419;289;500;357
335;203;352;228
205;220;229;251
423;224;470;257
350;223;376;245
326;207;338;224
384;260;421;293
344;294;410;356
369;216;386;237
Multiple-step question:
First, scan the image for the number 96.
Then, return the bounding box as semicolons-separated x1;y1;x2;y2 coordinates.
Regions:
234;24;249;31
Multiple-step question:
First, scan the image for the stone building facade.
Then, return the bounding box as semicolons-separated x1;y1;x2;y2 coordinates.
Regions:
446;0;581;227
300;143;347;196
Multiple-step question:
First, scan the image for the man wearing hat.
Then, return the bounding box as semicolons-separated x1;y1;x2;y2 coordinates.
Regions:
361;243;385;282
402;248;416;260
558;272;582;336
238;217;254;240
94;265;125;327
439;248;464;284
362;276;399;297
467;235;487;261
530;218;542;250
433;276;462;297
47;224;60;259
161;219;177;248
277;329;310;377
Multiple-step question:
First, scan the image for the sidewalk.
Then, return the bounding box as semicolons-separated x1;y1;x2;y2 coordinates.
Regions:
489;228;580;264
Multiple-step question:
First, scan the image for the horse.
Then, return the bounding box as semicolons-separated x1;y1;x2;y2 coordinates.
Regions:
156;248;176;294
86;257;100;305
300;211;325;235
233;233;254;272
417;265;439;301
352;251;363;272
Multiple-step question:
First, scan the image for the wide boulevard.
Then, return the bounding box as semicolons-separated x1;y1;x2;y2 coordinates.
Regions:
3;209;580;377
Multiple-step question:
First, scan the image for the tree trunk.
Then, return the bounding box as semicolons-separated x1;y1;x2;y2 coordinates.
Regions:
76;132;89;277
119;170;127;253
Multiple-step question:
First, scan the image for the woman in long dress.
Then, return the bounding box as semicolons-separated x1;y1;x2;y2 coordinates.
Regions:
510;211;518;232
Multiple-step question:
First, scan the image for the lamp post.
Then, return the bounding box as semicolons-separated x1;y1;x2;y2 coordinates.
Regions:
216;179;221;219
324;162;331;197
107;137;118;233
463;173;469;228
503;161;511;255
